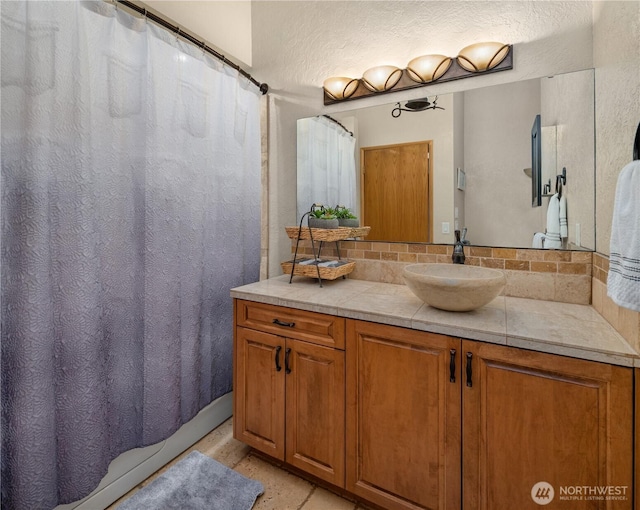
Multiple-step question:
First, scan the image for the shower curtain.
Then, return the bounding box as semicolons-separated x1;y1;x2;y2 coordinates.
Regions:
1;2;261;509
297;116;356;219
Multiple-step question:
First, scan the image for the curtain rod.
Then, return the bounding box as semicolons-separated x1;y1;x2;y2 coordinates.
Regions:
322;115;353;137
115;0;268;95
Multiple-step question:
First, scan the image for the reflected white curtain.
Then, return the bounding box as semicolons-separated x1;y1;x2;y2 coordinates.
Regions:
1;2;261;509
297;116;356;219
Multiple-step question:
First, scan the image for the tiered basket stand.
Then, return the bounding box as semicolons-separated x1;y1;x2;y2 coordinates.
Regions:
282;225;370;287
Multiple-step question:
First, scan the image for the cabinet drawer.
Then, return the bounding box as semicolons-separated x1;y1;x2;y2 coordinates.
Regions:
235;300;345;349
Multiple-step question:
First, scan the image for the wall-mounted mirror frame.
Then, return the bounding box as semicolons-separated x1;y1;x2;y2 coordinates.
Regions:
297;68;595;251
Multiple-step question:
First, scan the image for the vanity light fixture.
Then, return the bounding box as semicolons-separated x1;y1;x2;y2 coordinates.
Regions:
406;55;452;84
362;65;403;92
323;77;359;101
323;42;512;105
456;42;510;73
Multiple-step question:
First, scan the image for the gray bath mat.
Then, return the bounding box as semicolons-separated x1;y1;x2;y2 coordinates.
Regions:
116;451;264;510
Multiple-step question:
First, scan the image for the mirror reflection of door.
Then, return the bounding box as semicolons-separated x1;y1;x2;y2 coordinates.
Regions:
361;141;433;243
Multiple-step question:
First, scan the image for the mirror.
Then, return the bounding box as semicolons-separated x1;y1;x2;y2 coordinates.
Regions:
297;69;595;250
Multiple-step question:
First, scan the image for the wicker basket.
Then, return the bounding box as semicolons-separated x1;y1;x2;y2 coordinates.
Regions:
281;259;355;280
285;226;370;241
349;226;371;238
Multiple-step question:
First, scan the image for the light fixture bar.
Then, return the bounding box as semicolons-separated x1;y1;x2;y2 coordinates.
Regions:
323;44;512;106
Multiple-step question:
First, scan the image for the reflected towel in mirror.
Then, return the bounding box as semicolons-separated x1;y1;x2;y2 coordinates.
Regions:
545;193;562;249
559;195;568;239
532;232;546;248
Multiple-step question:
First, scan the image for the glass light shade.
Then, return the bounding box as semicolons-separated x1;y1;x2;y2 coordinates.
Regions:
457;42;510;72
361;65;402;92
323;77;359;100
406;55;452;83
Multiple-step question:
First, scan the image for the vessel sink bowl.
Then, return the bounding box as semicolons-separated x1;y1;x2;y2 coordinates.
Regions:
403;263;506;312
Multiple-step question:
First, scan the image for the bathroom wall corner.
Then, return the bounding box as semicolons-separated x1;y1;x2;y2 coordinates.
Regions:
260;95;270;280
592;253;640;352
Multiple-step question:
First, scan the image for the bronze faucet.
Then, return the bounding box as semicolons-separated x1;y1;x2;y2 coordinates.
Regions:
452;229;466;264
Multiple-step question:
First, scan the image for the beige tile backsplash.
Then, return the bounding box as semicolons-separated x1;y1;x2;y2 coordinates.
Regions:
286;241;639;352
291;240;592;304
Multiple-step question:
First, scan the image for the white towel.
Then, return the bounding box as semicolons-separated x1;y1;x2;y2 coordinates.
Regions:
544;193;562;249
559;195;568;239
532;232;546;248
607;160;640;311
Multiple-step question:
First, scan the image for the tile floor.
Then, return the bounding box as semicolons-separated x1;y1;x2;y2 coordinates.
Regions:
108;418;370;510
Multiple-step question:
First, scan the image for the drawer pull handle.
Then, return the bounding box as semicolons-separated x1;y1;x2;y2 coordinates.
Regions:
285;348;292;374
274;346;282;372
449;349;456;383
466;352;473;387
273;318;295;328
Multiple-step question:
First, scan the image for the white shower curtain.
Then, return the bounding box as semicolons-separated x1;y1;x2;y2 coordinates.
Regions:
1;2;261;509
297;116;356;219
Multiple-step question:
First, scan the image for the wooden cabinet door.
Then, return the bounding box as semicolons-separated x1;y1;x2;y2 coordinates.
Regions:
285;339;345;487
346;320;461;510
234;327;285;460
462;341;634;510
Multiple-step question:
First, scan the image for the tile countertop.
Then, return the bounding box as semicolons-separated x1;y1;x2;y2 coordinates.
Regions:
231;275;640;368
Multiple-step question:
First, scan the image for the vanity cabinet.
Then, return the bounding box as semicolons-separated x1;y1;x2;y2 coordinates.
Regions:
233;300;346;487
346;319;634;510
346;320;462;510
233;299;635;510
462;340;633;509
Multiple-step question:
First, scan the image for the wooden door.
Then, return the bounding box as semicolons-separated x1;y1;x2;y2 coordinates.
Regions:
361;141;432;243
285;339;345;487
462;341;634;510
346;320;461;510
234;327;285;460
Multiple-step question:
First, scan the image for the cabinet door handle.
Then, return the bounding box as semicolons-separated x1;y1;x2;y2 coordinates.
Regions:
274;346;282;372
273;318;295;328
466;352;473;387
285;348;292;374
449;349;456;383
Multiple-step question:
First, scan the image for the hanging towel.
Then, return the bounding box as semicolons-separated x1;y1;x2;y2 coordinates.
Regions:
532;232;546;248
607;160;640;311
559;195;568;239
544;193;562;249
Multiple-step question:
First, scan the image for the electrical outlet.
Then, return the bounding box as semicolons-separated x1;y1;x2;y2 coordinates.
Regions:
575;223;581;246
442;222;450;234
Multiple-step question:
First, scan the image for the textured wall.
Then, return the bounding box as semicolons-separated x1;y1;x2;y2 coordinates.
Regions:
145;1;252;66
593;1;640;255
252;1;595;276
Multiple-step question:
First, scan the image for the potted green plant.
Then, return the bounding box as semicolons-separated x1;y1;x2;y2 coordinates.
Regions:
335;205;360;227
308;204;339;229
